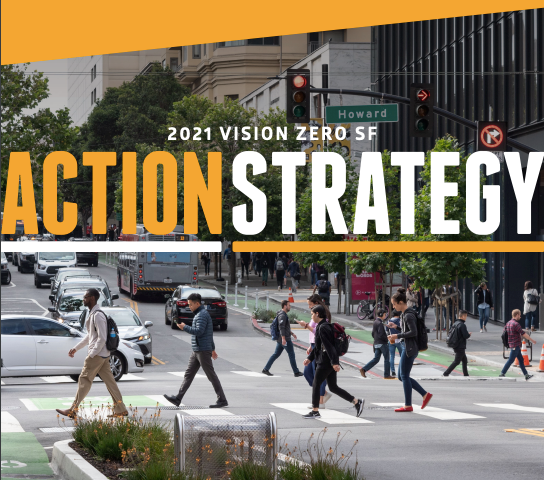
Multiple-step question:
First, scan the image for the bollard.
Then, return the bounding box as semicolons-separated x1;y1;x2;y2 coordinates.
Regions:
255;291;259;310
225;281;229;304
243;285;248;310
266;291;270;310
233;283;239;307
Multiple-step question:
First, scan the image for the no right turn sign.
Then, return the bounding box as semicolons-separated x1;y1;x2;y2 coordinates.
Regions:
477;121;507;151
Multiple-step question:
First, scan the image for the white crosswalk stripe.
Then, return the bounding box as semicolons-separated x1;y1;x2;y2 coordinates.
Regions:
38;374;145;383
232;371;281;378
373;403;485;420
145;395;232;416
167;371;207;379
474;403;544;414
271;403;373;424
1;411;25;433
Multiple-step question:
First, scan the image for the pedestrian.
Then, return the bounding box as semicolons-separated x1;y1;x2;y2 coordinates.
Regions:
268;252;276;280
443;310;471;377
387;288;433;412
108;225;115;242
275;256;286;291
310;263;318;286
164;293;228;407
360;309;394;379
296;294;332;409
262;300;304;377
86;224;92;239
287;258;301;293
523;281;540;332
255;252;263;275
56;289;128;419
303;305;364;419
241;252;250;279
499;309;536;380
421;288;430;320
201;253;210;275
261;255;269;286
386;310;403;377
475;282;493;332
313;274;331;306
406;284;418;309
223;244;232;276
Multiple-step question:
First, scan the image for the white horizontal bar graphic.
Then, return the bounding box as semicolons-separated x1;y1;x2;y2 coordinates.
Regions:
1;241;221;253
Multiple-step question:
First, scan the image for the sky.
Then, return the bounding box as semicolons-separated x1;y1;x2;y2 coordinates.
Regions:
18;59;69;115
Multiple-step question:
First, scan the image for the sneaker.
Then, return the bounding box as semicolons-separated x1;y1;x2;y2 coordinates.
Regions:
525;374;534;381
323;391;332;403
163;394;181;407
303;410;321;419
498;373;505;377
294;372;304;377
360;368;367;378
390;372;396;377
354;398;365;417
209;400;228;408
395;406;414;412
421;393;433;409
383;376;396;380
442;373;449;377
278;286;281;291
480;329;483;333
484;325;487;332
262;369;273;376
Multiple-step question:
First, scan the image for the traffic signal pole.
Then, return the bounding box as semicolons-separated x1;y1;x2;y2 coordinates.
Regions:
310;87;538;154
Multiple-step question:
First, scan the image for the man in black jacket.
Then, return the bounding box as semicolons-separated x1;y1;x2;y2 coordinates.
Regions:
443;310;472;376
262;301;303;377
302;305;364;419
359;309;393;379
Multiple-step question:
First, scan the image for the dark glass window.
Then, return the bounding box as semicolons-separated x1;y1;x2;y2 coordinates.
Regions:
29;319;71;337
1;319;27;335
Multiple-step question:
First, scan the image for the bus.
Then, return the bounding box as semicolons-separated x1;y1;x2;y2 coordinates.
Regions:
117;252;199;299
118;224;198;242
1;213;45;241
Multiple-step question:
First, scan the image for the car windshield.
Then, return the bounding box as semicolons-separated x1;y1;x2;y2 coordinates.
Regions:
104;310;142;326
39;252;76;261
182;288;222;299
58;271;91;283
59;292;107;312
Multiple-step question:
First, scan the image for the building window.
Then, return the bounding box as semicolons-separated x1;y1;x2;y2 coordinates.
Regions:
183;46;188;63
162;59;166;68
203;44;207;57
170;57;178;69
193;45;201;59
216;37;280;47
225;94;239;102
214;97;217;104
91;64;96;82
91;89;94;106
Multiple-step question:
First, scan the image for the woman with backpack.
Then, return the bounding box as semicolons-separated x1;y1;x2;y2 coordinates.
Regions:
387;288;433;413
523;280;541;331
275;257;286;290
296;295;332;409
302;305;364;419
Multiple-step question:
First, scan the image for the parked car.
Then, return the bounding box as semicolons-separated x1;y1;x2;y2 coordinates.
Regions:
66;238;99;266
48;287;114;323
50;267;92;296
164;286;228;331
72;306;154;364
1;315;144;382
51;276;117;307
1;252;11;285
13;237;40;273
34;251;78;287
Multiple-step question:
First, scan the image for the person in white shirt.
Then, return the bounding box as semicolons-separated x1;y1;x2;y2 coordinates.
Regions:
523;280;541;332
56;288;128;419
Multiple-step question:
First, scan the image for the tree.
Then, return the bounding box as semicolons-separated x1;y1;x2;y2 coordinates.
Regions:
1;64;76;209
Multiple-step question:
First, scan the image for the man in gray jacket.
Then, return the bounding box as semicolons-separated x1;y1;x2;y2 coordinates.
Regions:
164;293;228;408
262;300;304;377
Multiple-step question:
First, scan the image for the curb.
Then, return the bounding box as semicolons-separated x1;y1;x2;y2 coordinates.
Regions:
52;439;108;480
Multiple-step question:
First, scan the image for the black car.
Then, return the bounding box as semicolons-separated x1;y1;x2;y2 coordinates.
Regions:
1;252;11;285
164;286;228;331
67;238;99;266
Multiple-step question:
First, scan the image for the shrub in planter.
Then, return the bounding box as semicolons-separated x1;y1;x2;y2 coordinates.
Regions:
230;462;275;480
253;307;277;322
287;311;300;323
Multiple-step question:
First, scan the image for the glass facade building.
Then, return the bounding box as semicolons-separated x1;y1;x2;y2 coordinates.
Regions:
371;9;544;325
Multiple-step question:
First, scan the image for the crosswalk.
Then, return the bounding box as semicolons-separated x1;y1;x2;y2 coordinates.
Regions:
373;403;485;420
474;403;544;414
272;403;373;424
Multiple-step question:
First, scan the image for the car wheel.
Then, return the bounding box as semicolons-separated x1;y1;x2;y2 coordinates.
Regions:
17;264;21;272
171;317;178;330
35;276;42;288
109;352;125;382
144;357;152;364
165;310;171;325
69;374;80;382
220;323;228;331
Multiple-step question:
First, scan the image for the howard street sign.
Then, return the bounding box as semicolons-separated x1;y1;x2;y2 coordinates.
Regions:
325;104;398;124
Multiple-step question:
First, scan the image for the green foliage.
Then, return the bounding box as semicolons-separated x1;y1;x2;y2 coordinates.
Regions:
230;463;275;480
253;308;277;322
1;63;76;207
287;311;300;323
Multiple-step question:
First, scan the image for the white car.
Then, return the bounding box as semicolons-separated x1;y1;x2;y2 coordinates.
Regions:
1;315;144;382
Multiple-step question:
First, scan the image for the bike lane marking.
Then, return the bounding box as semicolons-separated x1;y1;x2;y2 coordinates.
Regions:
19;395;170;411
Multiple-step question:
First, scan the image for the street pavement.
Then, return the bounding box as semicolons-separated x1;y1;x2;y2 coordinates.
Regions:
1;262;544;480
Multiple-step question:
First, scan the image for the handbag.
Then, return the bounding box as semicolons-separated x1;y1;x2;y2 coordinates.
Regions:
527;289;539;305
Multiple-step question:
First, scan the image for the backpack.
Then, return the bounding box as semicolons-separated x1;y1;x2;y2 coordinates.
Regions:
527;290;539;305
270;313;281;341
321;323;351;356
446;322;461;349
501;327;509;348
318;280;329;294
92;309;120;351
276;259;284;271
405;307;428;352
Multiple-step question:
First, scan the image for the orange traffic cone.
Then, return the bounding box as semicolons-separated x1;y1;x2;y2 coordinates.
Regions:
537;344;544;372
521;339;531;366
288;287;295;303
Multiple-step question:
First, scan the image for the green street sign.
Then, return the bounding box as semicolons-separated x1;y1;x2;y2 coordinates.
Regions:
325;104;398;124
116;212;122;221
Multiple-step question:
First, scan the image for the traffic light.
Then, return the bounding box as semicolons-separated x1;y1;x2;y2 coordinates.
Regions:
286;69;310;124
410;83;434;137
477;121;507;152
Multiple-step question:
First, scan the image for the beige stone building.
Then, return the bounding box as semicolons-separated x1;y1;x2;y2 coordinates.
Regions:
173;29;370;103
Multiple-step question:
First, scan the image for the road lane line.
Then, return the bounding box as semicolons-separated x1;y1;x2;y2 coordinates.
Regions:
231;371;282;378
504;429;544;438
373;403;485;420
475;404;544;414
1;412;25;433
168;371;206;379
19;399;39;411
152;356;165;365
271;403;373;425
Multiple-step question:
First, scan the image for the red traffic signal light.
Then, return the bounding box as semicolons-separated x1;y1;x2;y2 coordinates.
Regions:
417;89;430;102
286;69;310;124
293;75;307;88
410;83;434;138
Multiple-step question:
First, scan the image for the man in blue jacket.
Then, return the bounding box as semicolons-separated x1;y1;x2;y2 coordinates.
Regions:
164;293;228;408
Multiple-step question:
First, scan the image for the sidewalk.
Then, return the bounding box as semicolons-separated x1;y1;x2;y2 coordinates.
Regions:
201;273;544;377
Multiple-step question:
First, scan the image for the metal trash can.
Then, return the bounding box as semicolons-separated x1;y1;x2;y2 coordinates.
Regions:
174;413;277;478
